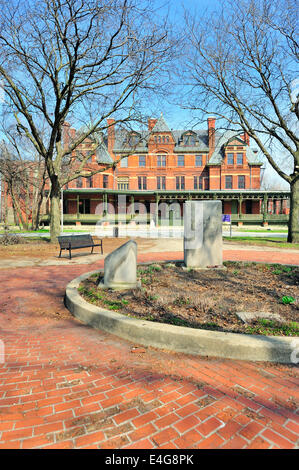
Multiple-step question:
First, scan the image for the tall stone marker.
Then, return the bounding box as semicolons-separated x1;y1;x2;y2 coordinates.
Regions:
184;200;223;268
99;239;139;290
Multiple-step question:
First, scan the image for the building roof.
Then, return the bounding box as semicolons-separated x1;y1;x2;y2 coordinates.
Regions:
151;114;173;133
112;122;263;165
208;130;263;165
96;144;113;164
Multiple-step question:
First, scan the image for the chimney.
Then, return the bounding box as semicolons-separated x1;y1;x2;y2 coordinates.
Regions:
107;118;115;154
208;117;216;156
241;132;250;146
62;122;75;151
148;118;158;132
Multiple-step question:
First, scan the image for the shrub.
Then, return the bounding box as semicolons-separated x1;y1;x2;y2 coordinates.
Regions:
0;231;21;245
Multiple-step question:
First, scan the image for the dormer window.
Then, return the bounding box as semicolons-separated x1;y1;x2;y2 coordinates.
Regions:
180;132;197;147
127;133;140;147
237;153;243;165
227;153;234;165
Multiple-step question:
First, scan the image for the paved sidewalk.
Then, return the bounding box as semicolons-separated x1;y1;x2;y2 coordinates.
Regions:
0;245;299;268
0;252;298;449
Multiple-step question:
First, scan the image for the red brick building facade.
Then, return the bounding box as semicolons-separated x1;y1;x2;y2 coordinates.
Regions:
0;115;291;226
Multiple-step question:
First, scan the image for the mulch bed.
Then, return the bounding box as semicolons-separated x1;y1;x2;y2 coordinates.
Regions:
79;261;299;336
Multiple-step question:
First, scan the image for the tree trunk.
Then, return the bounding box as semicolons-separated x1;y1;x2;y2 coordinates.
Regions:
32;191;44;231
49;177;61;243
287;177;299;243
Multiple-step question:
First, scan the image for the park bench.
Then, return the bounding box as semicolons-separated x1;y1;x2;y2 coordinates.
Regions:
58;234;103;260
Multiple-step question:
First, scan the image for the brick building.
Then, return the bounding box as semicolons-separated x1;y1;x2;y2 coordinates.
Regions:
0;115;290;226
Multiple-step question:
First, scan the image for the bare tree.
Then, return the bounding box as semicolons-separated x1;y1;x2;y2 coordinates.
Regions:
182;0;299;242
0;0;175;241
0;134;48;230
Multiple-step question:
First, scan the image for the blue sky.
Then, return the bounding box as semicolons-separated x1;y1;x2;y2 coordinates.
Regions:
0;0;291;188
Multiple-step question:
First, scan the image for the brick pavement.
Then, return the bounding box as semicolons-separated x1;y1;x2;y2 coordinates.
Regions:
0;250;298;449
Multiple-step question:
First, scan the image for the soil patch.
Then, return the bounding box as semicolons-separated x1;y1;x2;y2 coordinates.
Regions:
79;261;299;336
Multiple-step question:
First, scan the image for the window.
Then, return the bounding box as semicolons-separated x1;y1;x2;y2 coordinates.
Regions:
237;153;243;165
117;177;129;190
183;133;197;146
79;199;90;214
120;157;128;168
195;155;203;167
157;155;166;167
128;134;139;147
194;176;203;190
154;135;169;144
157;176;166;190
86;176;93;188
176;176;185;190
139;155;146;167
227;153;234;165
177;155;185;167
76;176;83;188
103;175;108;188
138;176;147;190
225;175;233;189
238;175;245;189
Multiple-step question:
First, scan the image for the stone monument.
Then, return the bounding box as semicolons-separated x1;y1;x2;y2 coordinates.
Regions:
184;200;223;268
98;240;139;290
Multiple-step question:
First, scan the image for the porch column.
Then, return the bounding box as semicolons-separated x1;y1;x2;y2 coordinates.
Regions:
238;194;243;217
130;195;134;219
102;193;105;216
238;195;243;226
76;194;80;218
155;194;160;226
263;193;268;225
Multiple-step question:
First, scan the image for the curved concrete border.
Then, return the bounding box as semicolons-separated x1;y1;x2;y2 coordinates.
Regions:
65;270;297;364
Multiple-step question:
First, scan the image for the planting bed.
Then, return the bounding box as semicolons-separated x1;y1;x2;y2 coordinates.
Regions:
79;261;299;337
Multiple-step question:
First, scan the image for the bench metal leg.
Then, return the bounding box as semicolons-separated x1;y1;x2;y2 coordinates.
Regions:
69;249;72;260
59;249;62;258
91;246;94;255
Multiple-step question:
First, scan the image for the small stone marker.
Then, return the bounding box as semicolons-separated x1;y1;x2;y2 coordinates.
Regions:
99;240;139;290
236;311;283;324
184;200;223;268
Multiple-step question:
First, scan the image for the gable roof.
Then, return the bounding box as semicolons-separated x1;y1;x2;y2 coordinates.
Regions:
151;115;172;134
208;130;263;165
96;144;113;164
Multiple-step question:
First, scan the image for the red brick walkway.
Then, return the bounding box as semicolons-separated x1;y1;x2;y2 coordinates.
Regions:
0;250;298;449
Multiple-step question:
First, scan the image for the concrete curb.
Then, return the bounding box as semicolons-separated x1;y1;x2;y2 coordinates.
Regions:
65;270;297;364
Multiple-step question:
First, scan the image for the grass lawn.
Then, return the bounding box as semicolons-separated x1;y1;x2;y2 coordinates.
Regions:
233;228;288;233
223;236;299;249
